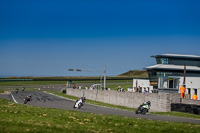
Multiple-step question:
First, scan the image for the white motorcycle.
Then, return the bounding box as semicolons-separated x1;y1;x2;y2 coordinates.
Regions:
73;97;86;109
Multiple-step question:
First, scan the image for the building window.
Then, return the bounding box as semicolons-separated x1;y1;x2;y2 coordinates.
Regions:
161;58;168;64
194;89;197;95
187;88;191;95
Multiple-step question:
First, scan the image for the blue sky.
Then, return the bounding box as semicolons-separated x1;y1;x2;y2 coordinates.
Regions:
0;0;200;77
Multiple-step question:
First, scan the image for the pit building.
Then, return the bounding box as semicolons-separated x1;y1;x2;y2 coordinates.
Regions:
132;54;200;100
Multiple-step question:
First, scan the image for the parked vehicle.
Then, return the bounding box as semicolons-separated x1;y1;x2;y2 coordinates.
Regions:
73;97;86;109
135;101;151;115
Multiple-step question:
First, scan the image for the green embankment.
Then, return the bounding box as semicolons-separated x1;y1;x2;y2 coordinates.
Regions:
118;70;148;78
1;98;200;133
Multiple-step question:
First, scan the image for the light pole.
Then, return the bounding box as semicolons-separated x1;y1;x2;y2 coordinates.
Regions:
104;64;106;90
68;65;107;89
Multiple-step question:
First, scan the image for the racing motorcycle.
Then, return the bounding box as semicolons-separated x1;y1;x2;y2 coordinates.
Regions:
16;88;19;94
73;97;86;109
24;94;32;104
135;101;151;115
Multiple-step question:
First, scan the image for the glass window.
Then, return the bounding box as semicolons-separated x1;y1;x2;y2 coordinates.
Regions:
156;58;161;64
161;58;168;64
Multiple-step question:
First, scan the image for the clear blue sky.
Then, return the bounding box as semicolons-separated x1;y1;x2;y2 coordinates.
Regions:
0;0;200;77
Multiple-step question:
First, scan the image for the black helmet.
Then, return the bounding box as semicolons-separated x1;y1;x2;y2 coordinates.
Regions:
147;101;151;105
29;94;32;97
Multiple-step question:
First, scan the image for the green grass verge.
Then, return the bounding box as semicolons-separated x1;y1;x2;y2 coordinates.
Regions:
0;89;4;93
0;81;67;86
48;90;200;120
1;98;200;133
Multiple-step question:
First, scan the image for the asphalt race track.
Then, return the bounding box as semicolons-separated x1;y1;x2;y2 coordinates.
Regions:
1;90;200;124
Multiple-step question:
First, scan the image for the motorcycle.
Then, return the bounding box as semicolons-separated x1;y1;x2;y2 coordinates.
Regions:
22;87;25;92
16;88;19;94
135;101;151;115
24;95;32;104
73;97;86;109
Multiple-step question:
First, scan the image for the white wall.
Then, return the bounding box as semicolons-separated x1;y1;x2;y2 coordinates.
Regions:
179;76;200;100
133;79;153;93
67;88;171;112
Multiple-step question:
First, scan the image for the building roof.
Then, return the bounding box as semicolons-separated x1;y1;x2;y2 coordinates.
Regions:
145;64;200;71
151;54;200;59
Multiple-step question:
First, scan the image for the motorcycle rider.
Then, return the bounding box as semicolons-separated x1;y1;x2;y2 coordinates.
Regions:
74;96;86;108
146;101;151;106
136;101;151;115
81;97;86;104
25;94;32;101
22;87;25;91
16;88;19;94
78;97;86;105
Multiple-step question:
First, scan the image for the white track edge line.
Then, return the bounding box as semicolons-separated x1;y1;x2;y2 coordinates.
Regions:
10;91;18;103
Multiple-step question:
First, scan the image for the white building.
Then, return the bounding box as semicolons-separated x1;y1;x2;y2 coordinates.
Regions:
132;54;200;100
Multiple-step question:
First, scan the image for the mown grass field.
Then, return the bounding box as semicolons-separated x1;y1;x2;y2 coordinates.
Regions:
0;81;67;86
0;80;133;91
1;98;200;133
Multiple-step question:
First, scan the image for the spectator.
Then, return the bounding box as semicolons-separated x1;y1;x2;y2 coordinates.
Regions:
139;86;142;93
179;85;186;98
85;85;88;90
144;88;148;94
117;86;121;92
135;87;139;92
90;86;93;90
192;93;198;100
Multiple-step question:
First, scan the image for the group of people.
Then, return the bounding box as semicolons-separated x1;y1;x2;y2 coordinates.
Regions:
134;86;145;93
179;84;198;100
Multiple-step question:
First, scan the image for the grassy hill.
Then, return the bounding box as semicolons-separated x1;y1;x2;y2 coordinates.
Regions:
118;70;148;78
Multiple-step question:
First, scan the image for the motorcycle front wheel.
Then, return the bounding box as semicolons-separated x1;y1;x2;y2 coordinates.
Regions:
135;110;139;114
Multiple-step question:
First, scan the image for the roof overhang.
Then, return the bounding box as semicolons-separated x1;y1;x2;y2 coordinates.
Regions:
151;54;200;60
145;64;200;71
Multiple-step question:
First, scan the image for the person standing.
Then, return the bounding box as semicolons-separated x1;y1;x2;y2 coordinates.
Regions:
192;93;198;100
179;85;186;98
117;86;121;92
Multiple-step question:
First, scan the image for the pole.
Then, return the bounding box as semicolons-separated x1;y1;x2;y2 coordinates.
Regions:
104;64;106;90
136;79;137;90
183;65;186;85
100;76;102;89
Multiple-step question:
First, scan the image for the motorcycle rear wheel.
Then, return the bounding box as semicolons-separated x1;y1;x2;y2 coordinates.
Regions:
142;108;147;115
24;99;27;104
